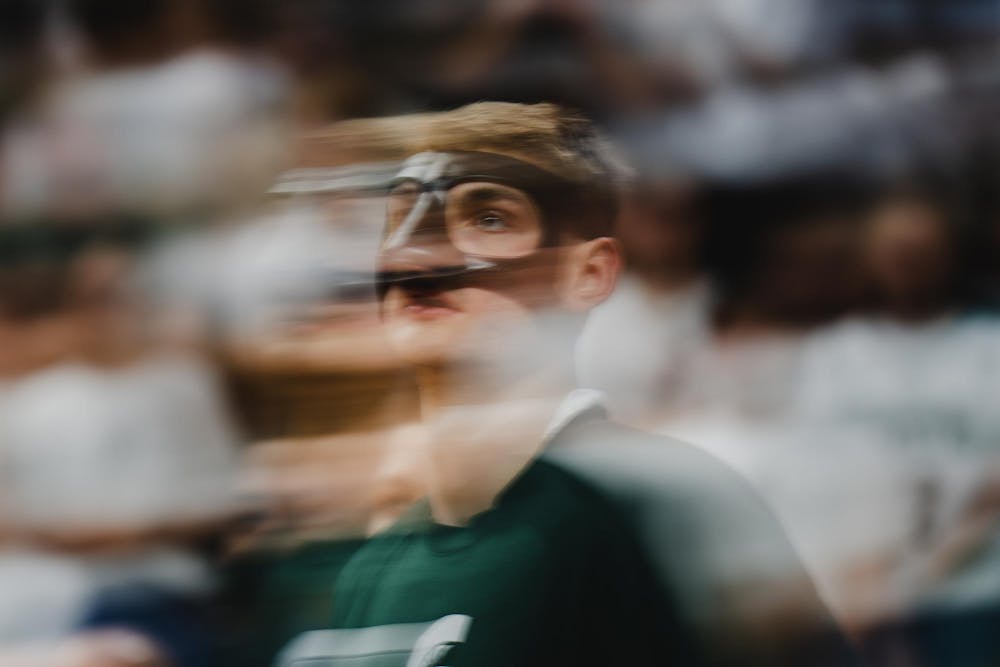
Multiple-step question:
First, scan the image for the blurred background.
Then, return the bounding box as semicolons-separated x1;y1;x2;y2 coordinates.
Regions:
3;0;1000;665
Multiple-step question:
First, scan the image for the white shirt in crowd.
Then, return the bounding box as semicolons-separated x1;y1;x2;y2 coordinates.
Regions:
0;355;242;642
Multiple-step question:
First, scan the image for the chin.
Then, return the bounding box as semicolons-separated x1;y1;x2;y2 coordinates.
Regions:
391;339;457;367
385;316;471;367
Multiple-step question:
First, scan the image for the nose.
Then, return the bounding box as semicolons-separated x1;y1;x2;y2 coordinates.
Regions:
380;190;466;272
378;241;467;275
376;242;477;300
383;188;447;250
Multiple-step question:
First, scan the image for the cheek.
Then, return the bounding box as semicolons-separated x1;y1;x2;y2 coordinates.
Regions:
481;256;565;311
458;287;536;331
380;288;534;360
453;288;543;357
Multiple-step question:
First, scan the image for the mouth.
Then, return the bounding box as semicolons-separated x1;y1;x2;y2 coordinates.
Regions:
397;286;460;320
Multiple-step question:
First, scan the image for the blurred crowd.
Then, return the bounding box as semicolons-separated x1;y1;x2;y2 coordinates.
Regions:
3;0;1000;665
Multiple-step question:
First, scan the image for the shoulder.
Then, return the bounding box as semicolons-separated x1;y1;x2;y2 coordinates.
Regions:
543;418;853;663
543;417;818;596
545;418;771;519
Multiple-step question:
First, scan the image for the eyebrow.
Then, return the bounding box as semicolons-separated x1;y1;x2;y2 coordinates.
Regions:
454;184;530;205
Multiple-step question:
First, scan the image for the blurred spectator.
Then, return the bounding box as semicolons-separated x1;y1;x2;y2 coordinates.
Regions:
703;178;870;333
64;0;201;69
64;0;275;69
863;185;973;319
0;227;243;665
0;0;49;120
1;0;291;222
653;184;864;489
782;183;1000;639
581;176;869;464
623;0;854;86
577;177;711;427
329;0;662;115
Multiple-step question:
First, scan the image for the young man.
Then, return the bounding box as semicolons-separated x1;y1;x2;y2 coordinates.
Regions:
271;102;855;667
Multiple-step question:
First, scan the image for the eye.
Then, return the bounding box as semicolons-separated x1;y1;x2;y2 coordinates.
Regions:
474;210;509;232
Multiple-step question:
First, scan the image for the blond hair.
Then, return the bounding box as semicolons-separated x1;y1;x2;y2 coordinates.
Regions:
416;102;625;185
296;102;626;237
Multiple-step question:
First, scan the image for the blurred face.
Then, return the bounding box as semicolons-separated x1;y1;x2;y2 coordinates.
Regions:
362;0;608;107
377;151;581;367
757;218;863;324
865;198;954;304
0;242;138;377
615;181;700;276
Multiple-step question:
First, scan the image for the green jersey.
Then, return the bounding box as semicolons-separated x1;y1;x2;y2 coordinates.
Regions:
278;458;694;667
218;538;364;667
223;409;854;667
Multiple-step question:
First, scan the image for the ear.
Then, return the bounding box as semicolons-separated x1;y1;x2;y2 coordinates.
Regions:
560;237;621;311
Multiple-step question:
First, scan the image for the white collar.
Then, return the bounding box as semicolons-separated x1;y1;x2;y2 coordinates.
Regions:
542;388;606;443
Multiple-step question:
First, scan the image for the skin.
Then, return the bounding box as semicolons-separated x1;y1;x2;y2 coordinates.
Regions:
615;180;703;292
227;203;621;537
379;222;620;525
864;198;956;322
0;631;168;667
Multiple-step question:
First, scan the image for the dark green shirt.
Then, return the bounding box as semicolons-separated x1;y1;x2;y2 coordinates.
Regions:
217;538;363;667
278;459;693;667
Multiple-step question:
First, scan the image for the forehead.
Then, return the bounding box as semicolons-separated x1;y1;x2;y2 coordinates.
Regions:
394;150;565;191
391;178;534;205
448;182;534;202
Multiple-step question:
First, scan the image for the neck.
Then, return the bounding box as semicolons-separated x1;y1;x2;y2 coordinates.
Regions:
414;358;575;526
415;357;572;418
